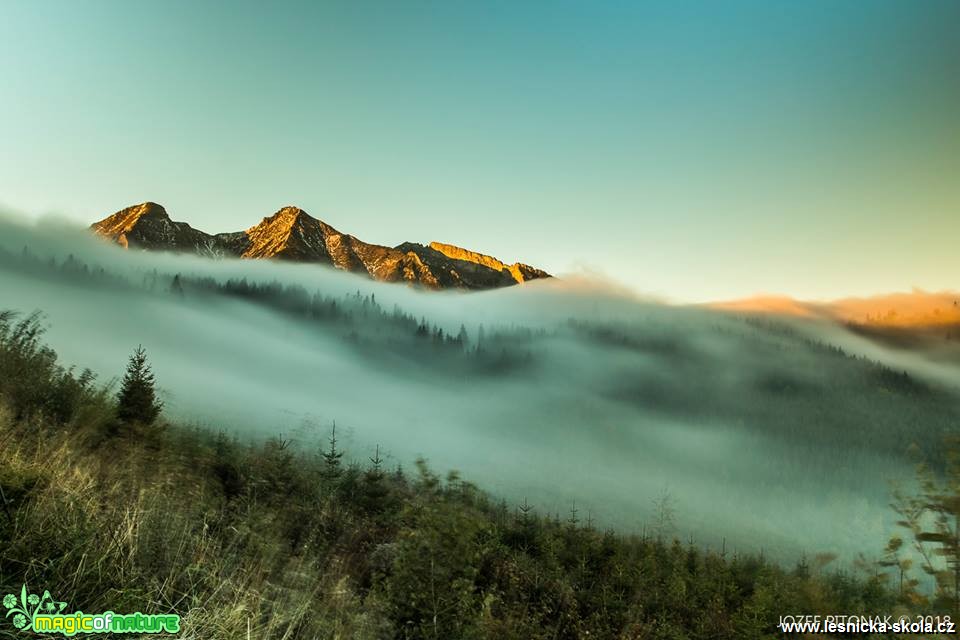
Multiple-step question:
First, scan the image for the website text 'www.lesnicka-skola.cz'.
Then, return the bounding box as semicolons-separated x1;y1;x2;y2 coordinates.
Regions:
778;615;955;635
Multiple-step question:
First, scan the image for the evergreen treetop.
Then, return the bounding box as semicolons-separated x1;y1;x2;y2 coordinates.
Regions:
116;345;163;427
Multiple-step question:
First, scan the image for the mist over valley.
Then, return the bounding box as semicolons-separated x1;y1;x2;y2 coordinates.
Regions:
3;211;958;564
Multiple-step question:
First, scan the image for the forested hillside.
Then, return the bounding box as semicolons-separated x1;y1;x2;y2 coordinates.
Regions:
0;311;915;638
3;237;960;563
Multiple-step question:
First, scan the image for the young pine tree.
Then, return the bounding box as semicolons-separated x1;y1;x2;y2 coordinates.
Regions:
116;345;163;427
361;444;390;513
321;422;344;481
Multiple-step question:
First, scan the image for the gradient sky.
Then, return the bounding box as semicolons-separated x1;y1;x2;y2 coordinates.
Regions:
1;0;957;302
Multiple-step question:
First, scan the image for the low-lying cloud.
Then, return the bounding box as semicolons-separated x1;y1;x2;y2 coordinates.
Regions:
2;211;958;564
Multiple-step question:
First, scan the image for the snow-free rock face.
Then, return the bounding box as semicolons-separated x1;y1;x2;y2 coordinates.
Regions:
91;203;551;291
395;242;519;289
91;202;224;256
427;242;551;284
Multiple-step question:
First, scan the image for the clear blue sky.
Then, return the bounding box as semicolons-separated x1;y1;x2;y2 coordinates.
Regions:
1;0;957;301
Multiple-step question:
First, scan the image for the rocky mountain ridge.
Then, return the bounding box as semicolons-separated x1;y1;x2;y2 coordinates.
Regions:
91;202;551;290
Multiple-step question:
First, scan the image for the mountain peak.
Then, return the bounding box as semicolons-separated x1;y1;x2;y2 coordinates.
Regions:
260;205;316;225
248;206;343;235
91;201;186;249
91;202;551;290
95;201;168;228
242;206;342;261
137;201;168;215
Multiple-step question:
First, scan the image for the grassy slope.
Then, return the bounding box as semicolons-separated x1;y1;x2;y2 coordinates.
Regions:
0;312;911;639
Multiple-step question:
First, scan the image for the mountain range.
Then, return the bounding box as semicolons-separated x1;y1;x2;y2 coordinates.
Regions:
91;202;550;290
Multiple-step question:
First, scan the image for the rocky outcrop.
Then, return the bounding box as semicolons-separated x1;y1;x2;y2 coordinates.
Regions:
428;242;551;284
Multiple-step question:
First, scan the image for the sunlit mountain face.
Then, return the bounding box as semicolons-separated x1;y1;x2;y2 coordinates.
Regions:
91;202;550;291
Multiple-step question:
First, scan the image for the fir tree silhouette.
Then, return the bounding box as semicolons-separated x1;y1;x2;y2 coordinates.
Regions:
116;345;163;427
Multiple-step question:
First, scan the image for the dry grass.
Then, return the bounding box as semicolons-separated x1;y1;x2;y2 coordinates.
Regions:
0;405;394;639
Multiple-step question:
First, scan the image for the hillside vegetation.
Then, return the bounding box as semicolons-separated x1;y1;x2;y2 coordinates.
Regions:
0;310;922;639
5;240;960;560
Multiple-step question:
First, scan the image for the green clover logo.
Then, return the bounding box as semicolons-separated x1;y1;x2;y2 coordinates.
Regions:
3;584;68;633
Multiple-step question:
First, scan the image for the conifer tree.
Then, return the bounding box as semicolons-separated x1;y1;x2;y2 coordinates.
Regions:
321;422;343;480
362;444;390;513
170;274;184;297
367;444;383;477
518;497;533;527
568;501;580;527
116;345;162;427
515;498;538;553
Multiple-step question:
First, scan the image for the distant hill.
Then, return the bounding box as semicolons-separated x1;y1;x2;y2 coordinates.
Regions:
91;202;550;291
711;290;960;328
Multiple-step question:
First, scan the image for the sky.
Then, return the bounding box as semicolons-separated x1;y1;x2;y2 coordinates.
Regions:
0;0;957;302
